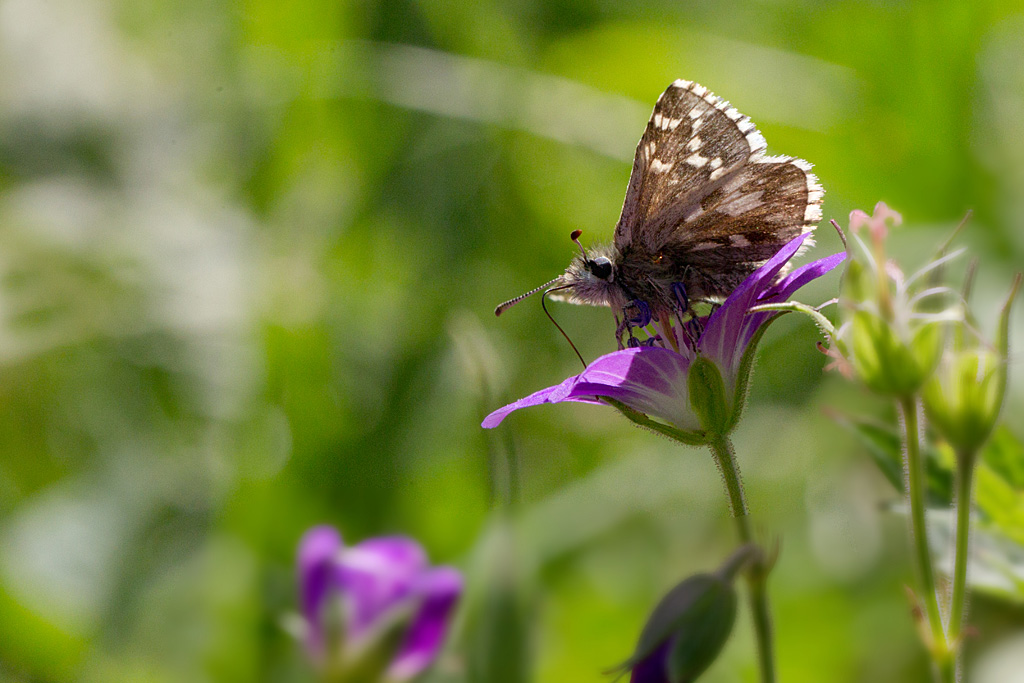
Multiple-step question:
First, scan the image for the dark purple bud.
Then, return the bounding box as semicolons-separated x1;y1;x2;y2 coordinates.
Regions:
614;547;755;683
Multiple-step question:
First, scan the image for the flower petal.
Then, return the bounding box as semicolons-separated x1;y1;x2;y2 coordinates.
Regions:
629;640;670;683
848;209;871;231
764;251;847;303
481;374;602;428
568;348;698;431
699;232;812;375
735;251;849;352
388;566;463;681
297;525;343;654
338;536;428;638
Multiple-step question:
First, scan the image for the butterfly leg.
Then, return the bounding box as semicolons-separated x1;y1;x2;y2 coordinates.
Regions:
618;300;654;349
615;313;641;349
673;282;706;348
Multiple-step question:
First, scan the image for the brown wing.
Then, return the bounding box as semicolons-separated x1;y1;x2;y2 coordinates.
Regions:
675;156;824;256
614;80;769;251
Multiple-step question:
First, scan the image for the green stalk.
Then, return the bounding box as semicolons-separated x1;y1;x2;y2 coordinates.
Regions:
948;451;975;674
708;434;775;683
899;396;951;680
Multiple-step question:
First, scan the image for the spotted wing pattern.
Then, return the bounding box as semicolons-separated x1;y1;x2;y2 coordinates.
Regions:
613;80;823;257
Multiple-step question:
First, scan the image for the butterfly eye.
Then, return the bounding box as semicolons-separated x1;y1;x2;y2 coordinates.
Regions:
588;257;613;281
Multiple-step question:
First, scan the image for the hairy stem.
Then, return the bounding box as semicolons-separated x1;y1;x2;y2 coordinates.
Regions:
899;396;950;679
948;452;976;678
747;301;838;340
708;434;775;683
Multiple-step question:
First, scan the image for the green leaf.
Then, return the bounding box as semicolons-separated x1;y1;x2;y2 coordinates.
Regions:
460;519;535;683
974;442;1024;547
834;412;953;505
924;509;1024;605
982;427;1024;490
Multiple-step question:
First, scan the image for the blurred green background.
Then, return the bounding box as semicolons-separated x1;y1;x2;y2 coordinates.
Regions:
1;0;1023;681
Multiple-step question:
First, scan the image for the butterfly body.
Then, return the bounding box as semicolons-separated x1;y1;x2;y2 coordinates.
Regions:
552;80;824;323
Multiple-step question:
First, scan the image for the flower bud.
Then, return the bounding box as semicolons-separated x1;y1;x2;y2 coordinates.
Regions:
613;547;755;683
924;349;1002;458
923;274;1019;459
849;311;942;397
835;203;953;398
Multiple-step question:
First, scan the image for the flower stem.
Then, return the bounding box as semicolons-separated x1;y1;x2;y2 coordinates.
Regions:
708;434;775;683
747;301;838;340
898;396;950;678
948;451;975;674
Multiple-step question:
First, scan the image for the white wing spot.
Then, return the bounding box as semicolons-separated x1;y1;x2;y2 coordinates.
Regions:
650;159;674;173
709;167;726;181
709;157;723;169
685;153;709;168
688;107;704;120
652;112;664;129
686;137;703;152
666;117;682;131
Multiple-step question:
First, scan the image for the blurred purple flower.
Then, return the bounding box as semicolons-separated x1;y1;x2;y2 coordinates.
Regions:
483;233;845;435
298;525;462;681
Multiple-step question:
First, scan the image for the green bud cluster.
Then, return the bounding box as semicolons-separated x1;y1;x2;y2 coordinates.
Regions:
836;207;949;398
829;203;1020;680
833;204;1020;452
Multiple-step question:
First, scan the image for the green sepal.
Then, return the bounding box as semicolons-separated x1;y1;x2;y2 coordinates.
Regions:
602;397;709;446
688;356;730;436
323;600;414;683
924;349;1002;459
910;321;943;382
664;584;736;683
841;257;872;303
727;311;790;433
850;311;941;397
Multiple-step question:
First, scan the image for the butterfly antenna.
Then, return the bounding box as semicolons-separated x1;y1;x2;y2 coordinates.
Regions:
570;229;589;260
542;285;587;369
495;277;562;316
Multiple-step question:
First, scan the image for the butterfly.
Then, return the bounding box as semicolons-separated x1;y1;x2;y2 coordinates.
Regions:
496;79;824;338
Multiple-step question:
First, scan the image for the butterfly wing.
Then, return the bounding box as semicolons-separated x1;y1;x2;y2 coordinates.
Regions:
614;80;823;264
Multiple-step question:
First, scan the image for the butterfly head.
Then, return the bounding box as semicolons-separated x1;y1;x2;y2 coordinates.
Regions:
559;242;624;307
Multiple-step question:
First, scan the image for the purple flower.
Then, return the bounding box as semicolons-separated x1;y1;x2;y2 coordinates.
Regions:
483;233;845;437
297;525;462;681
